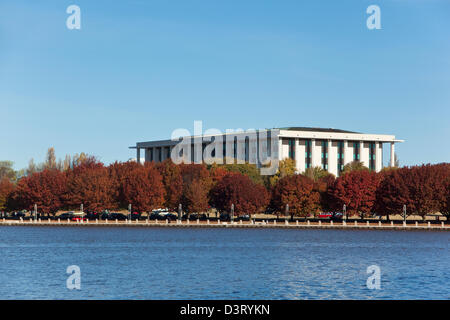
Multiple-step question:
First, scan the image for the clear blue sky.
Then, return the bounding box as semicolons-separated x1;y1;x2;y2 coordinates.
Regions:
1;0;449;170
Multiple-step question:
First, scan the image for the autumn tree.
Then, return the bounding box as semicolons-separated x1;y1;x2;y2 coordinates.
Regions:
184;178;210;213
403;164;443;220
269;158;296;187
14;169;67;216
314;174;336;213
180;164;212;215
374;167;413;220
434;163;450;221
120;162;165;213
210;172;269;216
65;157;115;212
271;174;320;219
0;177;15;211
155;159;183;210
329;170;380;219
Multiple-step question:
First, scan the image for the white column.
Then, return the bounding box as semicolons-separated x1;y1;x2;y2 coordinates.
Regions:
279;138;285;160
310;139;315;168
360;141;369;167
312;139;322;168
295;139;305;173
375;142;382;172
136;148;141;164
390;142;395;167
328;140;338;176
343;140;353;166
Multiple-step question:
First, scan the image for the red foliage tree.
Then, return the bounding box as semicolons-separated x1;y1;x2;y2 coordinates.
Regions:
0;177;15;211
314;174;336;213
375;164;449;220
209;165;228;186
329;170;380;218
210;172;269;216
14;169;67;215
155;159;183;210
272;174;320;218
434;163;450;221
375;167;413;220
180;164;212;212
121;162;165;213
65;158;115;212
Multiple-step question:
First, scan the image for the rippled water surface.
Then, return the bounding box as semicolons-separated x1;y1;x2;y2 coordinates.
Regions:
0;226;448;299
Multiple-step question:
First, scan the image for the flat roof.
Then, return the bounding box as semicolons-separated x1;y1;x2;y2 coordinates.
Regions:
277;127;360;134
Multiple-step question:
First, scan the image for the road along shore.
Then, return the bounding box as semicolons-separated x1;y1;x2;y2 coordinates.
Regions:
0;218;448;231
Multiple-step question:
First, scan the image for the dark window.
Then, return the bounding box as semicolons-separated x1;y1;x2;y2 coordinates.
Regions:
288;138;295;160
305;140;312;169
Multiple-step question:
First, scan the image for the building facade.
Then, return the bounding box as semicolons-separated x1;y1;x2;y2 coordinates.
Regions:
131;127;403;176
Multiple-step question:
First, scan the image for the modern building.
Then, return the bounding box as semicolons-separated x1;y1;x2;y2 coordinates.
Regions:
131;127;403;176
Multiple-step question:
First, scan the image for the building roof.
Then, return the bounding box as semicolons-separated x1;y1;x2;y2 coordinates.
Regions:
277;127;360;134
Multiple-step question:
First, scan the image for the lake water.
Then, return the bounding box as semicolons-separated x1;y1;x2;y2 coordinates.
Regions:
0;226;448;299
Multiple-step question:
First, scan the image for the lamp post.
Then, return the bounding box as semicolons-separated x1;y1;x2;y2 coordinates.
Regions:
343;204;347;221
403;204;407;222
285;203;290;221
230;204;234;223
178;204;182;222
34;204;37;221
128;204;132;222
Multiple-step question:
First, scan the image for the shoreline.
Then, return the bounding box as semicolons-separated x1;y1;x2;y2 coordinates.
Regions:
0;219;448;232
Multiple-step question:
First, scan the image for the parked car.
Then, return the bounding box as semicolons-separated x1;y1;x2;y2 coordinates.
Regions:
71;212;86;221
220;212;230;221
331;212;343;221
58;212;75;220
109;213;127;220
237;214;250;221
318;212;333;219
85;211;100;220
130;211;141;220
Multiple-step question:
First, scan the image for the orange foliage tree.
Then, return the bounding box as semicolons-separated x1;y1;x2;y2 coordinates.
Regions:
0;178;15;211
65;158;115;212
271;174;320;219
155;159;183;211
121;162;165;213
14;169;67;215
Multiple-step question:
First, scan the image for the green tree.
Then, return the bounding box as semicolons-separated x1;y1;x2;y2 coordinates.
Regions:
341;161;369;175
0;161;17;182
303;166;331;182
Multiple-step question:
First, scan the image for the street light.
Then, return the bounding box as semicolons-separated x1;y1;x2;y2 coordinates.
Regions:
343;204;347;221
230;204;234;223
128;204;132;222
